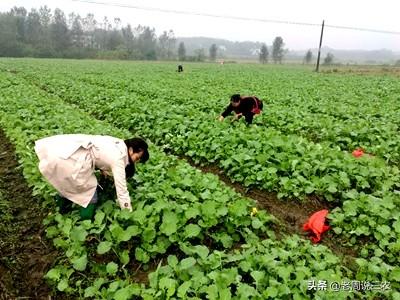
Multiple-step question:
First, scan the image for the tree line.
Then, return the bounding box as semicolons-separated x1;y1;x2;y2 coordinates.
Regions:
0;6;334;64
0;6;175;60
0;6;226;61
258;39;335;65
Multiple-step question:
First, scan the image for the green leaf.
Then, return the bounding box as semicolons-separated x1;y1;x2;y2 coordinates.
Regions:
237;283;257;298
177;281;191;298
70;226;88;242
94;211;105;225
184;224;201;239
390;267;400;282
72;254;88;271
229;199;248;217
84;286;98;298
180;257;196;270
142;227;156;242
251;218;263;229
159;277;176;297
120;250;130;265
160;211;179;236
46;226;59;238
213;232;233;248
114;287;132;300
57;279;69;292
45;268;61;281
205;284;219;300
167;255;178;268
251;270;265;283
219;288;232;300
185;206;200;219
377;225;391;235
393;220;400;233
201;201;217;217
131;208;147;224
265;286;278;297
135;247;150;263
106;262;118;275
126;225;142;237
192;245;209;260
97;241;112;254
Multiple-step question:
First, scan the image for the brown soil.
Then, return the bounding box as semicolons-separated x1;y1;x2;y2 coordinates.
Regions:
181;156;359;259
321;66;400;77
0;128;58;300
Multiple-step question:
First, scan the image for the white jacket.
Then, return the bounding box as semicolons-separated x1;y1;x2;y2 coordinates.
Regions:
34;134;132;210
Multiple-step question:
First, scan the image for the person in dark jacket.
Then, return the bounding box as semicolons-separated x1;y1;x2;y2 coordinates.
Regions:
218;94;263;124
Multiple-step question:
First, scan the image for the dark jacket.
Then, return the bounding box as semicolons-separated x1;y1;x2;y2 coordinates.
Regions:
221;96;263;124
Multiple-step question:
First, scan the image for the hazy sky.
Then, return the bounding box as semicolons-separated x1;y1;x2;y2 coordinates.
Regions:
1;0;399;51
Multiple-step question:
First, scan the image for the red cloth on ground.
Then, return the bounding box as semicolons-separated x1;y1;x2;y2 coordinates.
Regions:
352;148;364;158
303;209;330;243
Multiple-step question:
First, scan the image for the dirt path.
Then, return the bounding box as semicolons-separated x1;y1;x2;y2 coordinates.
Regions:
180;156;358;260
0;128;58;300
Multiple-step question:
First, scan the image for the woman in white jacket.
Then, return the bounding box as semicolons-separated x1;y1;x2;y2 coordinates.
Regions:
34;134;149;218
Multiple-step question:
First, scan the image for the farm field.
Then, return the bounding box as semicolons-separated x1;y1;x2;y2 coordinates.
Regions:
0;59;400;299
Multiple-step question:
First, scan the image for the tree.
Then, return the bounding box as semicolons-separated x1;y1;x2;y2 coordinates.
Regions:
209;43;217;61
10;7;27;43
272;36;285;64
323;52;334;65
304;49;313;64
70;15;84;48
195;48;206;62
134;25;157;60
178;42;186;61
0;13;23;56
122;24;134;54
39;6;51;28
25;9;42;46
51;8;70;51
82;13;96;48
158;30;176;60
259;43;268;64
38;6;51;47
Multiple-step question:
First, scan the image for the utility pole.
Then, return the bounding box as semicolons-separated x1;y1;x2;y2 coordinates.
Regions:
316;20;325;72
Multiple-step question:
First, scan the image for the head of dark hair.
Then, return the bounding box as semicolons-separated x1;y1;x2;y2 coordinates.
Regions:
230;94;241;103
124;137;149;163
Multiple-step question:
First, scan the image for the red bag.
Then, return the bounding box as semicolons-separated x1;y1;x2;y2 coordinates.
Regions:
303;209;330;243
250;97;262;115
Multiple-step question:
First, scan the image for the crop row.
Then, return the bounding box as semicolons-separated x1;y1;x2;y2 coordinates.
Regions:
0;70;366;299
17;65;400;204
4;64;400;294
8;60;400;164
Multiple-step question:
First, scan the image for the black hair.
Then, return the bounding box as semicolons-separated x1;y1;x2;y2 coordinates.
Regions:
230;94;241;103
125;163;136;179
124;137;149;163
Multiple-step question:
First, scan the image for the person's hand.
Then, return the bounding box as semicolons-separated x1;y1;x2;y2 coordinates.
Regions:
101;170;111;177
218;115;224;122
232;113;242;121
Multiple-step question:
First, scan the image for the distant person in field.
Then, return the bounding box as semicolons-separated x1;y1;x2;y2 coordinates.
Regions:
34;134;149;219
178;65;183;72
218;94;263;125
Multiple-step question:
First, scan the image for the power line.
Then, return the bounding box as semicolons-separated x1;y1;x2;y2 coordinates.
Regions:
70;0;400;35
325;24;400;35
70;0;320;27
